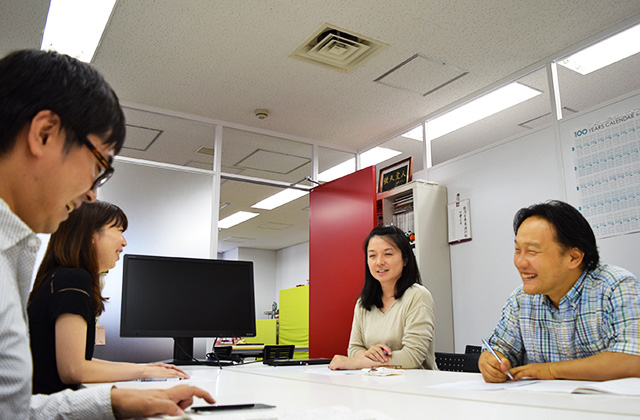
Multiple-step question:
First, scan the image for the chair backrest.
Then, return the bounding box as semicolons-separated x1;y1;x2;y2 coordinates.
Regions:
263;344;295;362
435;352;480;373
465;344;482;354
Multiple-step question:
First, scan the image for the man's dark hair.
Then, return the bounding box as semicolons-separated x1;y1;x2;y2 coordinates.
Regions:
0;49;125;157
358;225;422;310
513;200;599;272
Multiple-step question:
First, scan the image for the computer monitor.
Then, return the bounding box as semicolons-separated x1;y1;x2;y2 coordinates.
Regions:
120;254;256;364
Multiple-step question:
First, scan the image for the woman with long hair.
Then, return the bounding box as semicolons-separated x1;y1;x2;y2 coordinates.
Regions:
28;201;187;394
329;225;436;370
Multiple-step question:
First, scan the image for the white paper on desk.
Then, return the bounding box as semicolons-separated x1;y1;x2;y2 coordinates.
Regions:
511;378;640;396
509;380;591;394
573;378;640;395
362;367;405;376
426;378;539;391
180;374;220;383
113;375;216;389
303;366;362;376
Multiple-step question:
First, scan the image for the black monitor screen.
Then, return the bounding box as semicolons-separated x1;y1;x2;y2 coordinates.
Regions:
120;254;256;362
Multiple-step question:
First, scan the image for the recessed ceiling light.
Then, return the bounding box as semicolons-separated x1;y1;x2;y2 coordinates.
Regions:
41;0;116;63
558;23;640;75
318;147;402;182
252;189;308;210
218;211;259;229
426;82;541;140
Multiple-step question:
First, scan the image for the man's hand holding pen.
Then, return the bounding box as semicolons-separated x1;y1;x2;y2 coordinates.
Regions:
479;339;514;383
479;350;513;383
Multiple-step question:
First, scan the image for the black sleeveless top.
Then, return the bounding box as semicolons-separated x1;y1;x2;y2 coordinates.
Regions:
28;268;95;394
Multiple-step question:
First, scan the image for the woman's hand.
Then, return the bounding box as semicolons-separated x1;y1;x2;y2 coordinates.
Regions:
142;362;190;379
329;354;381;370
363;344;392;364
329;355;354;370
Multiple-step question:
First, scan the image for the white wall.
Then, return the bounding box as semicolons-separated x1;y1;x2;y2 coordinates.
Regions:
427;127;564;351
221;243;308;317
235;248;277;320
94;160;214;363
276;242;309;302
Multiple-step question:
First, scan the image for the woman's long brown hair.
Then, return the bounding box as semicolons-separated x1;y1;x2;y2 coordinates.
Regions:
29;200;128;316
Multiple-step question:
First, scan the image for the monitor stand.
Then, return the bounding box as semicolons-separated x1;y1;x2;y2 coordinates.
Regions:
166;337;236;366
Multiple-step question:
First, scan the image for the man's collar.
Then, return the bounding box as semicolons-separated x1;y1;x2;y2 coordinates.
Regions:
546;268;589;308
0;197;39;251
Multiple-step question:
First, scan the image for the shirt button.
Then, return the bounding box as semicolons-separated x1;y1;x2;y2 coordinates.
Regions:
28;238;38;247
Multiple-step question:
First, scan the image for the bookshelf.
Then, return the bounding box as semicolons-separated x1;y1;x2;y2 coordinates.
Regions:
377;180;454;352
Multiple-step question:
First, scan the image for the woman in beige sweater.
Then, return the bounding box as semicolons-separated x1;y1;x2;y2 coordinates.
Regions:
329;225;436;370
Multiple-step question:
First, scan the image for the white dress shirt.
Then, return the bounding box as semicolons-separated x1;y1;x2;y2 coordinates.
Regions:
0;199;114;420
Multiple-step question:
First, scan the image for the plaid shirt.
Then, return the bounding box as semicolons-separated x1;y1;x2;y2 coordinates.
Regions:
488;264;640;367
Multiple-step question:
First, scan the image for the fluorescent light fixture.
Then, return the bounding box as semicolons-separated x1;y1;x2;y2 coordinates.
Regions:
317;159;355;182
252;189;309;210
360;147;402;167
426;82;541;140
41;0;116;62
558;23;640;75
401;126;424;141
317;147;402;182
218;211;259;229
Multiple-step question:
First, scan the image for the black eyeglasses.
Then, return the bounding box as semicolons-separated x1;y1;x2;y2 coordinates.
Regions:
81;137;114;190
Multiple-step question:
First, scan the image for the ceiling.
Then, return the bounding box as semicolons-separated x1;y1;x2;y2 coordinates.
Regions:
2;0;640;253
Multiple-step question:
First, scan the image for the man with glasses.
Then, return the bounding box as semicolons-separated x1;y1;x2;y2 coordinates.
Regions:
81;136;115;190
0;49;214;419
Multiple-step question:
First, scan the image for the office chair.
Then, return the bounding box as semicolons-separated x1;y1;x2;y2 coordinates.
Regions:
435;352;480;373
465;344;482;354
262;344;295;363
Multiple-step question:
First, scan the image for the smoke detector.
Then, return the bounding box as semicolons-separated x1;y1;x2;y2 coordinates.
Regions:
290;23;387;73
255;109;269;119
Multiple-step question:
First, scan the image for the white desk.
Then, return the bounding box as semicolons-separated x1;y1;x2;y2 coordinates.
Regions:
113;364;640;419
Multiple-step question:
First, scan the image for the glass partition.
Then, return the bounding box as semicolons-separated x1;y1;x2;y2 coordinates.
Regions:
317;146;356;183
555;25;640;117
119;107;216;169
217;179;309;253
373;124;424;185
221;127;313;184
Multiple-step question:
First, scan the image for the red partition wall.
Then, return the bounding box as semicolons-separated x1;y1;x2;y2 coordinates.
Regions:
308;166;377;358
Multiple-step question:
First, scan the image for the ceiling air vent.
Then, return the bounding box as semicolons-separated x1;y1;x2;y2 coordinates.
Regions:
290;23;387;73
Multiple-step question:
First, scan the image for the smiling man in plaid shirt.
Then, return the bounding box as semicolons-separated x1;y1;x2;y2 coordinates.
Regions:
479;200;640;382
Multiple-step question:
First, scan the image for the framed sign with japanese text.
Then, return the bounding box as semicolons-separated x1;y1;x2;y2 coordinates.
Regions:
447;199;472;244
378;157;413;193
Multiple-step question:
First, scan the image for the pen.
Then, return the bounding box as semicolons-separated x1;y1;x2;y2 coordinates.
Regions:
481;338;515;380
136;377;182;382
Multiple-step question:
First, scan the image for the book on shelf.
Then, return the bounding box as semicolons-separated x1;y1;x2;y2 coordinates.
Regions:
392;210;414;235
392;194;413;207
